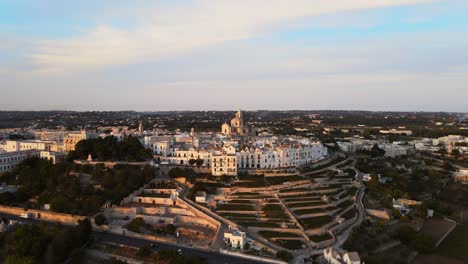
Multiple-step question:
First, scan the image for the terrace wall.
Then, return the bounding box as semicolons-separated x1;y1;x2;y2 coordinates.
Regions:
0;205;87;225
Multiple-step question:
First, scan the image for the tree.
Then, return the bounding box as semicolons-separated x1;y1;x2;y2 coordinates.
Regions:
5;256;35;264
414;234;435;253
244;243;251;251
195;159;204;166
188;159;197;166
369;172;380;188
136;246;151;258
395;225;417;245
94;214;107;226
370;144;385;157
276;250;293;262
165;224;177;235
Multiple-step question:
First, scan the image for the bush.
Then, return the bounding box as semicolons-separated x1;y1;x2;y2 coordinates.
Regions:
94;214;107;226
136;246;151;258
276;250;293;262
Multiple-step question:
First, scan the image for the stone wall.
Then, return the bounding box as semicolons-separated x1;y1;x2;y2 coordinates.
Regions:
0;205;87;225
176;198;220;230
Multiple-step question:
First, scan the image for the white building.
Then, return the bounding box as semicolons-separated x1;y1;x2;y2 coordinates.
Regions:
380;129;412;136
224;229;247;249
0;140;58;152
324;248;361;264
379;143;409;158
40;151;67;164
195;191;207;203
211;151;237;176
454;169;468;183
0;150;40;173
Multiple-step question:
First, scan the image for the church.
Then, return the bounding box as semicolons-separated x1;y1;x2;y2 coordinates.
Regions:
221;110;255;136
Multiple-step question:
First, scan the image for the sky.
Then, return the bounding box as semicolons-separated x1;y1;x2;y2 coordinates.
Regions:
1;0;468;112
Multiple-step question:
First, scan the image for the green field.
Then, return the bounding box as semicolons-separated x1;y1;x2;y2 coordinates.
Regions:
310;233;333;242
435;225;468;262
300;215;333;229
216;204;255;211
258;231;302;239
288;201;327;208
294;208;326;215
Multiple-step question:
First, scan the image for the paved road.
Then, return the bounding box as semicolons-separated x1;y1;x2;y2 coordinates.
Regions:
0;212;262;264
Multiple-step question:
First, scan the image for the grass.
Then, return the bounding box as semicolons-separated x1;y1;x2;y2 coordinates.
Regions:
337;199;354;209
216;204;255;211
218;212;257;218
341;209;357;220
310;233;333;242
294;208;326;215
262;204;283;211
300;215;333;229
284;197;321;203
279;188;311;193
258;231;302;239
230;199;254;203
239;222;281;228
234;192;261;196
262;204;290;219
282;193;319;199
287;201;327;208
435;225;468;262
276;240;304;250
265;175;305;185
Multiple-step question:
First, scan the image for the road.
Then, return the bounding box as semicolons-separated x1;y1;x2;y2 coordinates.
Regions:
0;212;262;264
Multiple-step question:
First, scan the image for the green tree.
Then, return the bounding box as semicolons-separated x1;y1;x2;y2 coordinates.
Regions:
94;214;107;226
195;159;204;166
276;250;293;262
5;256;35;264
136;246;151;258
165;224;177;235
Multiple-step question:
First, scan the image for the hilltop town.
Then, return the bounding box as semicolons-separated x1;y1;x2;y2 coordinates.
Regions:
0;110;467;264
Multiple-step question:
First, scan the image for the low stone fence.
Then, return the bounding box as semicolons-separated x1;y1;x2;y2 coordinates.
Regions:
0;205;88;225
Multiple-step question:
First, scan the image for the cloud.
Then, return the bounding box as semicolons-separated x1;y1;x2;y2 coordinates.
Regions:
31;0;434;71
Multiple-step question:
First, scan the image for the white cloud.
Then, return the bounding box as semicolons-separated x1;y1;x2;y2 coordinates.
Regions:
31;0;434;71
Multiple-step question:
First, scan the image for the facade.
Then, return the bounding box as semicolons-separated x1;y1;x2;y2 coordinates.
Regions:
224;229;247;249
40;151;67;164
0;140;58;152
195;191;207;203
379;143;409;158
211;151;237;176
454;169;468;183
324;247;361;264
63;130;95;151
0;150;40;173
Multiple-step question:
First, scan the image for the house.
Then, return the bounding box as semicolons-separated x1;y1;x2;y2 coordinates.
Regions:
324;247;361;264
362;174;371;182
195;191;207;203
224;228;247;249
393;198;421;215
454;169;468;183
